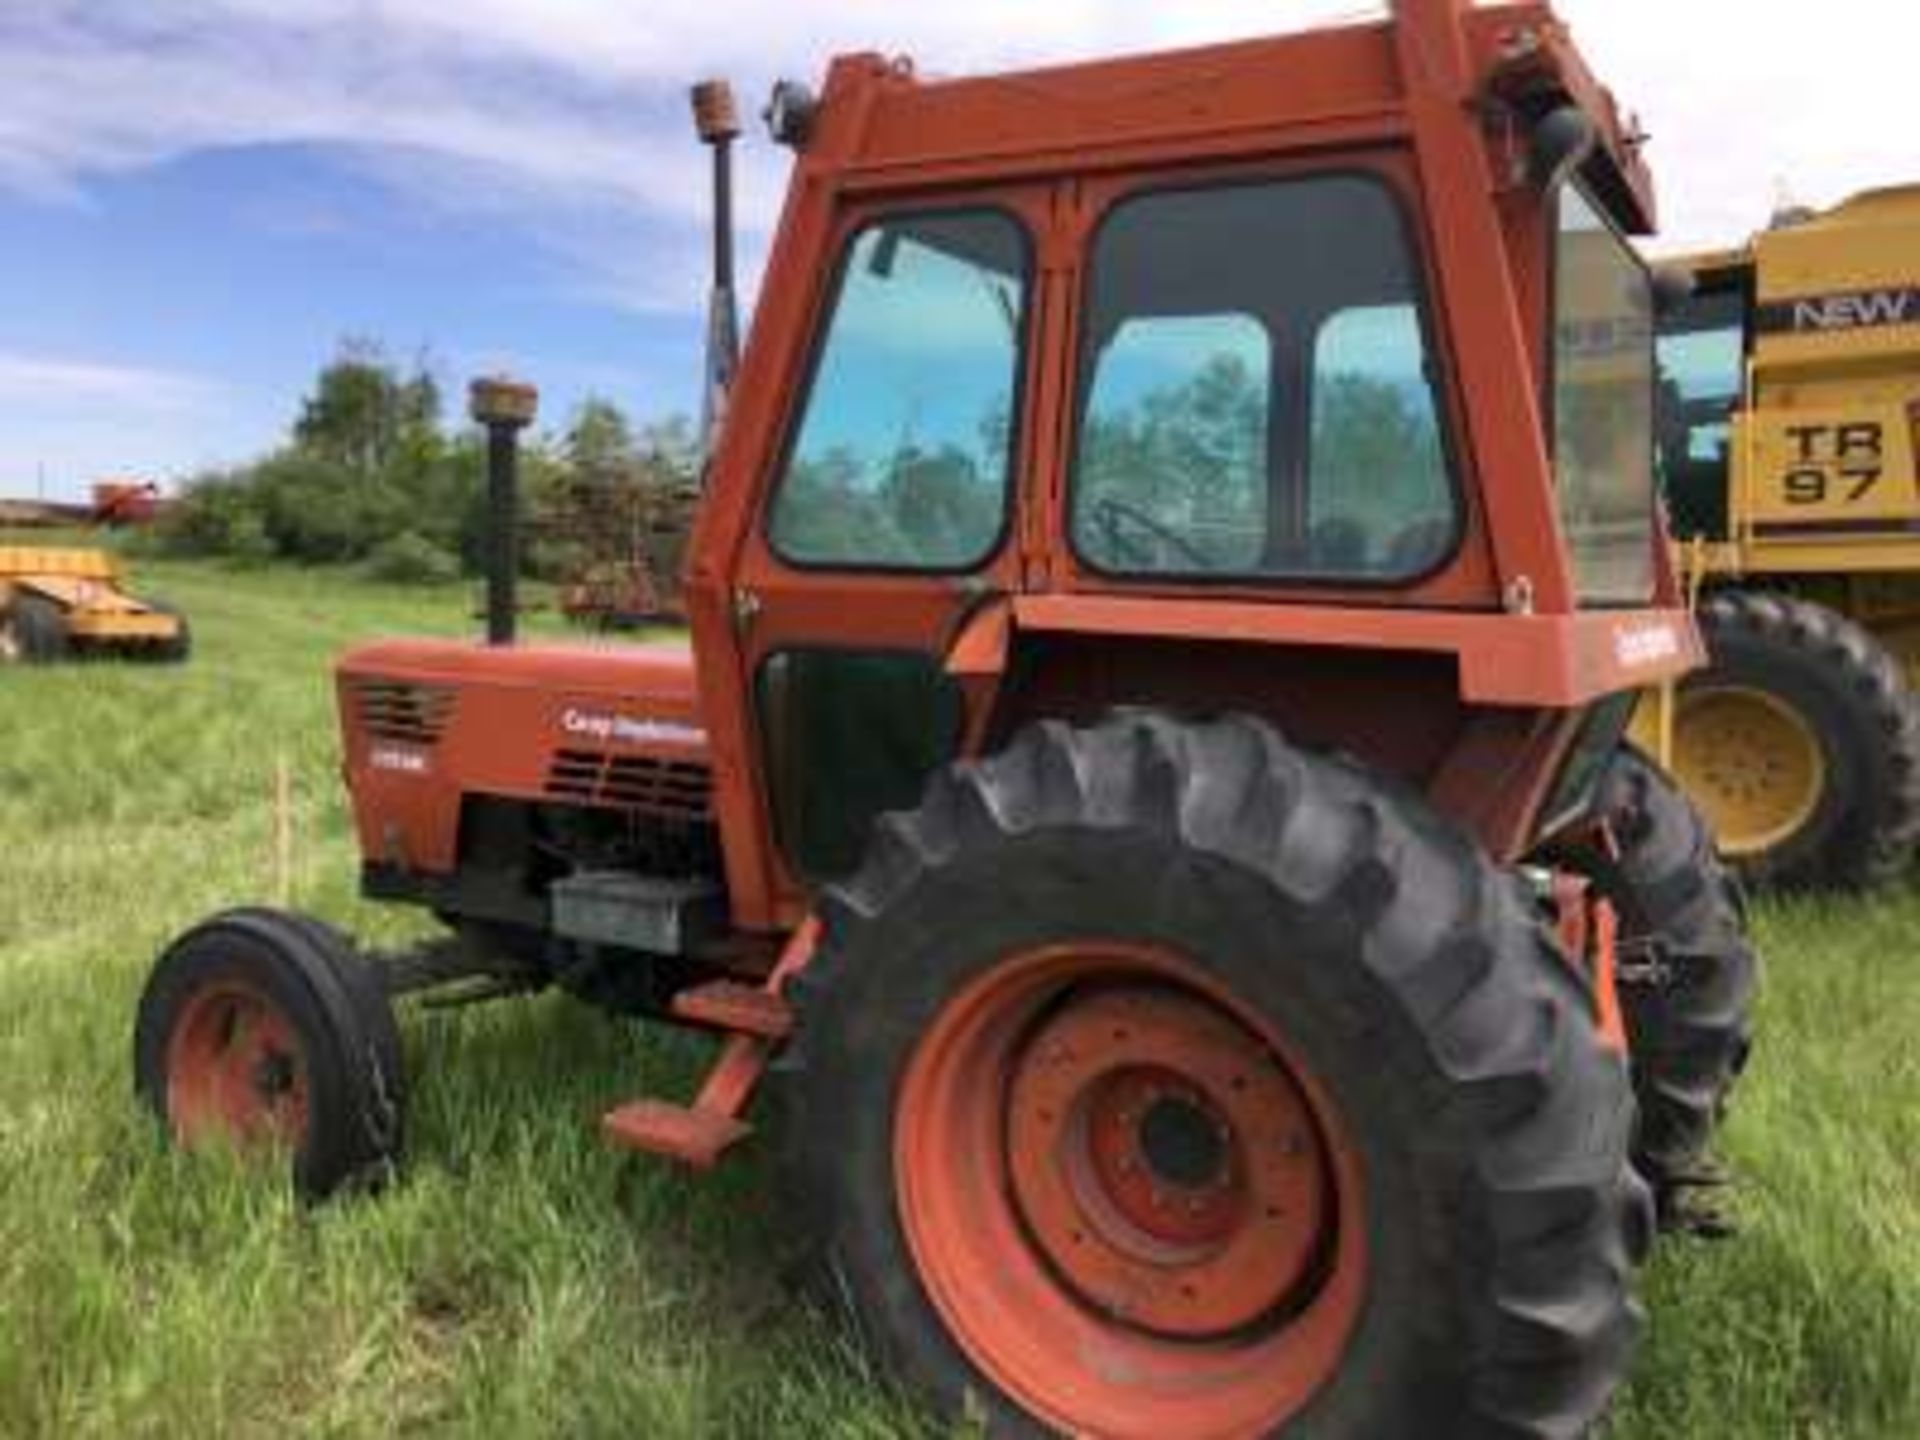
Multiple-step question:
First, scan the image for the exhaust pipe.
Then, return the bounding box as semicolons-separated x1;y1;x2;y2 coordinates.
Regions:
691;79;741;456
468;376;538;647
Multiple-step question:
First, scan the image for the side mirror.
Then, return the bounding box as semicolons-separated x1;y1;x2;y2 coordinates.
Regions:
765;80;820;150
1530;105;1597;190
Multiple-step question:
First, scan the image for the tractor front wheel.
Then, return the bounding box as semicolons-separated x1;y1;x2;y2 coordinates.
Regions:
781;714;1648;1438
135;909;405;1199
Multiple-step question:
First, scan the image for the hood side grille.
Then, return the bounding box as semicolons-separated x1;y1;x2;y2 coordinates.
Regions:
351;680;458;746
545;748;713;820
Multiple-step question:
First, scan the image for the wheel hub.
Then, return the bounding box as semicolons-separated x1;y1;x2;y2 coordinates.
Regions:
1138;1089;1229;1191
1006;985;1330;1337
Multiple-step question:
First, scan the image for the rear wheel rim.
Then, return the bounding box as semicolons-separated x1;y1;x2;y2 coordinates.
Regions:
895;942;1365;1439
1673;685;1826;856
164;982;311;1150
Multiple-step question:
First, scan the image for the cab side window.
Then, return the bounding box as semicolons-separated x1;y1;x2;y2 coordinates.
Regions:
1071;175;1458;581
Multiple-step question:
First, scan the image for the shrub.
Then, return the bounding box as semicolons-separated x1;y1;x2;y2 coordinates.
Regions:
153;472;276;564
361;532;461;585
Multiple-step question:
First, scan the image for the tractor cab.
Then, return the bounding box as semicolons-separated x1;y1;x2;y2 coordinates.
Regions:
339;0;1697;941
146;6;1757;1437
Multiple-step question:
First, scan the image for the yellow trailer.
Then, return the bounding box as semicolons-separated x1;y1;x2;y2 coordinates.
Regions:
0;547;190;664
1642;185;1920;889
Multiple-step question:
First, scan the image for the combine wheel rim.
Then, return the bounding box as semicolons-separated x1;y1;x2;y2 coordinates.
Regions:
1671;683;1825;856
895;939;1365;1438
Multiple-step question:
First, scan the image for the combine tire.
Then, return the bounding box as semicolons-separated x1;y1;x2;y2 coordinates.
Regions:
1554;748;1757;1229
781;713;1648;1439
1672;591;1920;889
135;909;404;1200
10;594;70;664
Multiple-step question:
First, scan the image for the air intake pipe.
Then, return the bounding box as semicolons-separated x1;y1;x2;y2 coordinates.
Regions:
691;79;742;457
468;375;538;647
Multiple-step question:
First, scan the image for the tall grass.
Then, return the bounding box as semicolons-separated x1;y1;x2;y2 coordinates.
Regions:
1;548;1914;1437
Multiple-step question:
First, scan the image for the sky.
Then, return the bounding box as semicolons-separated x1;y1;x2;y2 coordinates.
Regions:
0;1;1912;501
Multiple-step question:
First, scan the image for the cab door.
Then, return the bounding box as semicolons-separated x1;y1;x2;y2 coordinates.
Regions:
726;188;1056;903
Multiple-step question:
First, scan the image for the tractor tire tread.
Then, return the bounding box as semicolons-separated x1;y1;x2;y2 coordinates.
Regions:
780;712;1647;1439
1564;748;1758;1215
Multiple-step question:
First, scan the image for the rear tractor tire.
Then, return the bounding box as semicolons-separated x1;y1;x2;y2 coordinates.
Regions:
1670;590;1920;890
135;909;405;1200
780;713;1649;1439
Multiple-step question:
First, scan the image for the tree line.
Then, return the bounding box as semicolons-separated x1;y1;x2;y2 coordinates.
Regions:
153;340;697;584
158;337;1449;586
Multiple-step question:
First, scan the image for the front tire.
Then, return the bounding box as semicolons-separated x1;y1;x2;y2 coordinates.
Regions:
135;909;405;1200
781;715;1648;1438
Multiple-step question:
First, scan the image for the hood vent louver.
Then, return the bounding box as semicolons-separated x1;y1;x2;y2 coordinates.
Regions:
545;749;713;820
351;680;458;747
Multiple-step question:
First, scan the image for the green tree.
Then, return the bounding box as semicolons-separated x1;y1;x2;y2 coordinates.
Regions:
564;397;636;487
292;339;441;476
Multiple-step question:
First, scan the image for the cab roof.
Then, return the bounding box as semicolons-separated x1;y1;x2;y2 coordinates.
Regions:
797;2;1654;234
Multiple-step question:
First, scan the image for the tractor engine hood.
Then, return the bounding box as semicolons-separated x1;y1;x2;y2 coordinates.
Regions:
335;638;713;876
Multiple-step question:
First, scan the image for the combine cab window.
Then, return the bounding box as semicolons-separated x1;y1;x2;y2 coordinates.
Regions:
1656;280;1747;539
1553;185;1657;604
1071;174;1458;581
768;211;1029;571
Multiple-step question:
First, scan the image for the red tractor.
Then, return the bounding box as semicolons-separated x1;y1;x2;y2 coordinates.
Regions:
136;3;1755;1434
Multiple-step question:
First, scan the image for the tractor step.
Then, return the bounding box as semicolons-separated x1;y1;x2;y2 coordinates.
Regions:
602;1099;752;1169
670;979;793;1039
599;920;822;1173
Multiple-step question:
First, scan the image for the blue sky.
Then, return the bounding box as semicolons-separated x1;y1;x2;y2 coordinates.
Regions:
0;0;1911;500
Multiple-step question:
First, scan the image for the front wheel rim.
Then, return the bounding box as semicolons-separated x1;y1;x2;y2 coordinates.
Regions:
164;982;311;1151
894;942;1366;1440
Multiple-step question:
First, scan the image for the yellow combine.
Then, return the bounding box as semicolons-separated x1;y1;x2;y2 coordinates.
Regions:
0;547;190;664
1644;184;1920;888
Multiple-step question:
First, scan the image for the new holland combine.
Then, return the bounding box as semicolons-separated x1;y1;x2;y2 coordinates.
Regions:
134;3;1756;1434
1645;186;1920;888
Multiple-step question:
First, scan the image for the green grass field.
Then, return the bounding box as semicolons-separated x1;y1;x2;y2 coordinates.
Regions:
2;549;1916;1438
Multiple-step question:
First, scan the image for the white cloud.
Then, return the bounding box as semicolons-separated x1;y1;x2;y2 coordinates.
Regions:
0;2;1367;306
0;3;1914;300
0;350;243;496
0;351;219;413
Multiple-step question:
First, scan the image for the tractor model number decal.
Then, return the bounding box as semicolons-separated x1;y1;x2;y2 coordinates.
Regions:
1780;422;1884;507
368;744;431;776
1755;287;1920;336
560;708;708;748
